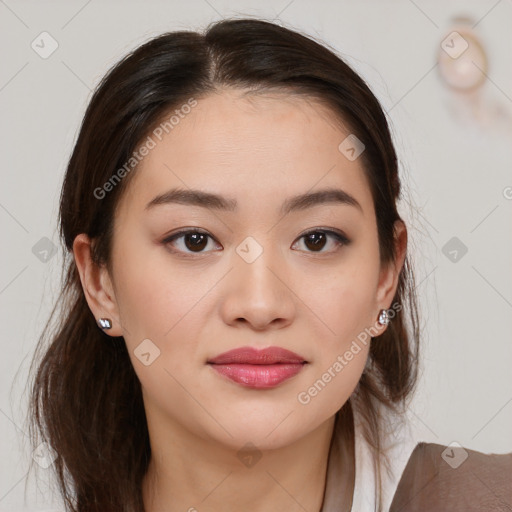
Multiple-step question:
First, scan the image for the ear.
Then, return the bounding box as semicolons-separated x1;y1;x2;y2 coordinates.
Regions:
374;220;408;334
72;233;123;337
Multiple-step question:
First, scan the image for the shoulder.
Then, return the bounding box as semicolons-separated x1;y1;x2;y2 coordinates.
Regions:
389;441;512;511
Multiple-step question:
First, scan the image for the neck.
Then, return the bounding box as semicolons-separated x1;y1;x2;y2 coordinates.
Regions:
142;414;340;512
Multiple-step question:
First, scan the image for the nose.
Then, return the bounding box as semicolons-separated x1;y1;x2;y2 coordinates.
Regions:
219;244;296;332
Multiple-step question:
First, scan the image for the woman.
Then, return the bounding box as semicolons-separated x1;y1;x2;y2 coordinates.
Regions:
26;17;510;512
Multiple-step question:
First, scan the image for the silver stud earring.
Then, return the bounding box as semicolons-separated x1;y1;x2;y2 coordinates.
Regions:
98;318;112;330
377;309;389;326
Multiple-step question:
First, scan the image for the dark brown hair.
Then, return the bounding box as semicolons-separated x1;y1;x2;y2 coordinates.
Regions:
26;17;420;512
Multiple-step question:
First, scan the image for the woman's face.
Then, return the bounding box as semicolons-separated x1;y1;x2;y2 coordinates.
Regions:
97;89;401;450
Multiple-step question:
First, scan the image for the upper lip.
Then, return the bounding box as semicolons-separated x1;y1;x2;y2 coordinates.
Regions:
207;346;307;365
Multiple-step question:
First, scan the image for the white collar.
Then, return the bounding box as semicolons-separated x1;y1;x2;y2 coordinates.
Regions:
322;411;417;511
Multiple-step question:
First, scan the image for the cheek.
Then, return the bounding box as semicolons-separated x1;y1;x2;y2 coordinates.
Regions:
295;326;370;425
295;245;378;410
112;237;204;340
305;255;379;346
295;278;372;418
111;247;212;415
112;242;223;390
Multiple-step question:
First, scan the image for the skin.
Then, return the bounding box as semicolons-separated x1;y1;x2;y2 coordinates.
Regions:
73;89;407;512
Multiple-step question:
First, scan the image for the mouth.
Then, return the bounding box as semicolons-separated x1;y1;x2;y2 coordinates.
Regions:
207;346;308;389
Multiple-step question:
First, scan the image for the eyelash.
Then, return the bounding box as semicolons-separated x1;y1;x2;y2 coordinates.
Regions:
162;228;350;257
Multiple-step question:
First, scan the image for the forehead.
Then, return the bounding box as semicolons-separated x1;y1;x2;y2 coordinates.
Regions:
117;89;373;219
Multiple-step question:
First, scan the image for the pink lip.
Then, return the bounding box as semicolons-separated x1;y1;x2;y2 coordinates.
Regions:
207;346;307;389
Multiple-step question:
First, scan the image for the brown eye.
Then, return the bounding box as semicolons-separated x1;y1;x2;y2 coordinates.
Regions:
304;232;327;251
182;232;208;252
163;230;218;255
293;229;349;254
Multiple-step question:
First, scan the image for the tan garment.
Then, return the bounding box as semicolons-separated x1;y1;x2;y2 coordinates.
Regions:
389;442;512;511
321;426;512;512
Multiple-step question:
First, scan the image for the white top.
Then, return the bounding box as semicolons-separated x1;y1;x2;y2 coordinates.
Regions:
322;409;418;511
352;416;417;510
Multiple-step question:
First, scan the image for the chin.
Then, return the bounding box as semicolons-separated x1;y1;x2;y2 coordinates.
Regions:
210;416;310;453
225;430;296;453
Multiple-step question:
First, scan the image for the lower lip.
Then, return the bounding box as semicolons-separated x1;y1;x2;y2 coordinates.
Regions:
208;363;306;389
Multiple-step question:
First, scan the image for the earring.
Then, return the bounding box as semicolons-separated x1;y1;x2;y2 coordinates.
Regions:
98;318;112;330
377;309;389;326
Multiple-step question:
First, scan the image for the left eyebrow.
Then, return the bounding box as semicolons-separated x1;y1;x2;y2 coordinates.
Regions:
281;188;363;215
144;187;363;215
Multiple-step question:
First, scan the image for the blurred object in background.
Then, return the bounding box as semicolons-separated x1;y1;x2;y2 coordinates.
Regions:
437;16;512;133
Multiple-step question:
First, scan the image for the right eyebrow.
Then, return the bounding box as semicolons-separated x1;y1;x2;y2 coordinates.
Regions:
145;188;237;212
